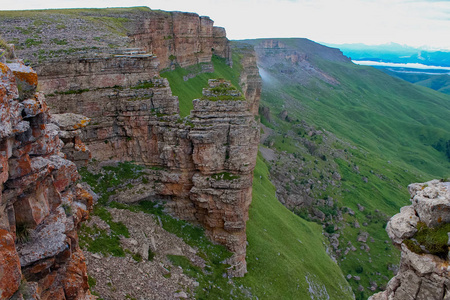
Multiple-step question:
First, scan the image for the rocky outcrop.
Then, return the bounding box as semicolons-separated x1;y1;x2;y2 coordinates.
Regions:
370;179;450;300
42;71;259;277
0;56;94;299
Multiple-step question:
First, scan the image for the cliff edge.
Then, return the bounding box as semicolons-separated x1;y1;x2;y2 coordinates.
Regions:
370;179;450;300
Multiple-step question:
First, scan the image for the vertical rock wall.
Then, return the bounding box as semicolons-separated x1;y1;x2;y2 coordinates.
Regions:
238;46;262;116
130;11;232;70
29;10;261;277
0;59;94;299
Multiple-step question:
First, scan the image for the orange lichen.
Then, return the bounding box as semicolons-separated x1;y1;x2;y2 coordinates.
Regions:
0;63;9;74
72;118;90;129
12;70;38;87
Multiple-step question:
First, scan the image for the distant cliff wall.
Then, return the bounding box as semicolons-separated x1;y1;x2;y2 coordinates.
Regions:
129;11;231;70
0;58;94;298
370;180;450;300
0;8;231;71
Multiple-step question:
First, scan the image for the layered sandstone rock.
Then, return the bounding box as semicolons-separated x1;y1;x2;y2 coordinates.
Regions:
45;72;259;277
370;180;450;300
238;45;262;116
131;11;231;70
0;58;94;299
1;8;231;71
11;8;261;277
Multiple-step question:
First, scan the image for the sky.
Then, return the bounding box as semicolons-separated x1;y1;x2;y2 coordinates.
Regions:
3;0;450;50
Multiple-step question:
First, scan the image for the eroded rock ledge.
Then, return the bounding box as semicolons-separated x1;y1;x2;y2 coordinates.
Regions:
0;56;94;299
370;179;450;300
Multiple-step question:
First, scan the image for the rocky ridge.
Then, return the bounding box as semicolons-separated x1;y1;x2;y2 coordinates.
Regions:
0;52;94;298
370;179;450;300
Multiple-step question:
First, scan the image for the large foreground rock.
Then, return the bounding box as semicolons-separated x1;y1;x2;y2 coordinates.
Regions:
370;180;450;300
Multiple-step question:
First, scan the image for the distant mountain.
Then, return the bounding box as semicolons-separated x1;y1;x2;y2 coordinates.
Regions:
325;42;450;67
380;68;450;95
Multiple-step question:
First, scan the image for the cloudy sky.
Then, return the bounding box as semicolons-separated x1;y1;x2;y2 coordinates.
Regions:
3;0;450;50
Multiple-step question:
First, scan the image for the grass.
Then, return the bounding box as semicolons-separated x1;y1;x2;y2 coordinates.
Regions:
78;161;146;205
0;6;152;18
80;157;353;299
235;154;353;299
404;222;450;258
211;172;240;180
239;39;450;299
238;38;450;298
161;54;243;117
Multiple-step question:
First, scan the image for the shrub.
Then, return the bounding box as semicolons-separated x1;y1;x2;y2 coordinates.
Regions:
325;224;335;234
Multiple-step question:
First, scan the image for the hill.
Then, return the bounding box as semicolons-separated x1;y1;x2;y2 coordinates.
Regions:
380;68;450;95
237;38;450;299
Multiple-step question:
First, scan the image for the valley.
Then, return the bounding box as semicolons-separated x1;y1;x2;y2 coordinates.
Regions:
239;38;450;299
1;6;449;300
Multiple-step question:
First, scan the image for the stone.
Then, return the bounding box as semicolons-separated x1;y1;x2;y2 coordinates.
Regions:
0;60;92;298
0;229;21;299
386;205;419;245
409;180;450;227
371;180;450;300
174;291;188;298
7;62;37;99
357;231;369;243
51;113;90;131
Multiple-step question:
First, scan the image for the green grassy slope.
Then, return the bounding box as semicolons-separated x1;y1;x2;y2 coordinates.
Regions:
161;54;354;298
236;155;353;299
381;69;450;95
250;42;450;176
161;54;242;117
238;38;450;298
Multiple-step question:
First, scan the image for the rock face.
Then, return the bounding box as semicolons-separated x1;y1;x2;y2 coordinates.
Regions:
0;8;232;71
131;11;232;70
254;39;346;86
46;74;259;276
0;57;94;299
3;8;261;277
21;10;261;276
370;180;450;300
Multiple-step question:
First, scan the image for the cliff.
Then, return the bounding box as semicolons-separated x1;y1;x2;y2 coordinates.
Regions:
130;11;232;69
0;7;231;70
0;55;94;298
370;179;450;300
0;8;261;277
